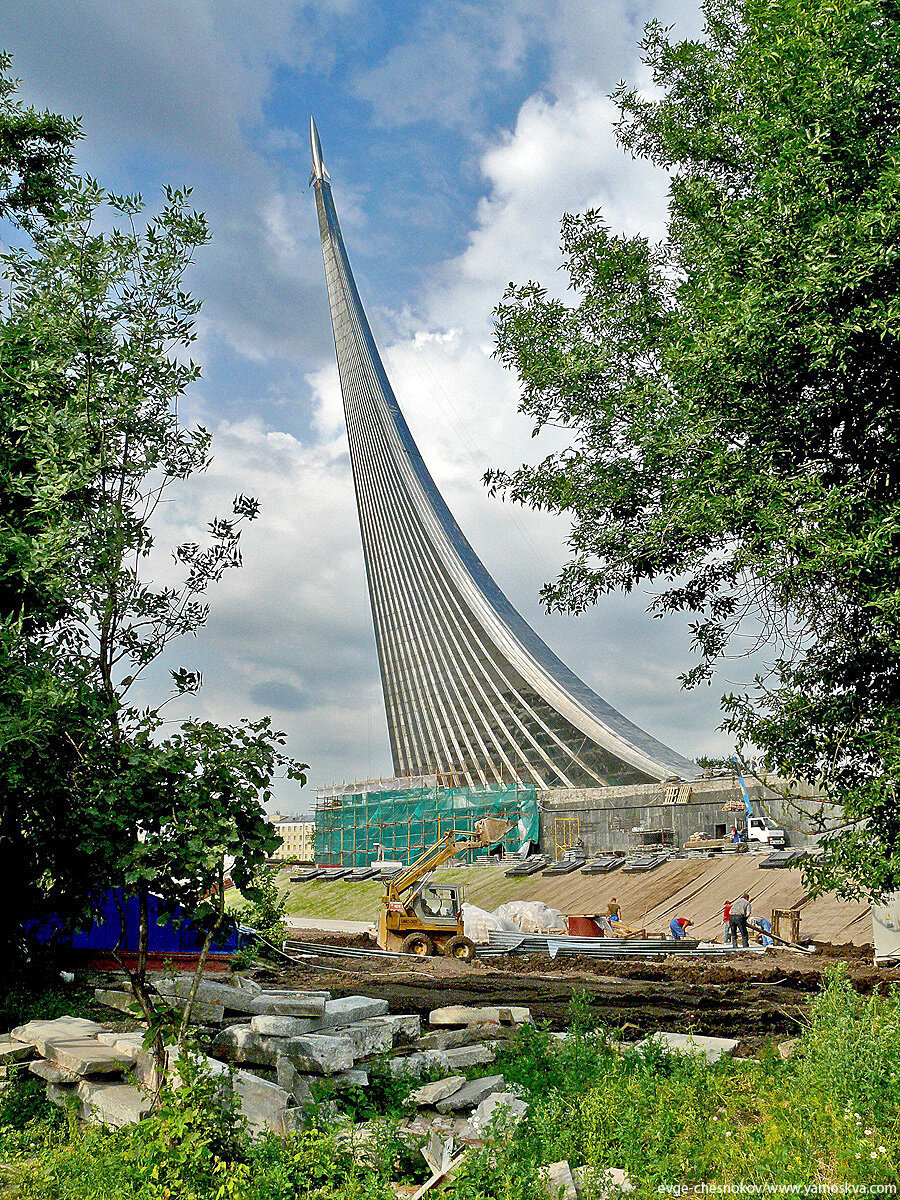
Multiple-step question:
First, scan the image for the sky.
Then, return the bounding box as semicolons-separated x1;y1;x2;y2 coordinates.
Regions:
4;0;755;814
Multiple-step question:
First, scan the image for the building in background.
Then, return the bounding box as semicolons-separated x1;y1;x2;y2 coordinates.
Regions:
269;816;315;863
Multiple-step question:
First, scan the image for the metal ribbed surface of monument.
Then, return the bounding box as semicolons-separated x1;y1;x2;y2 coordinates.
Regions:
310;117;700;790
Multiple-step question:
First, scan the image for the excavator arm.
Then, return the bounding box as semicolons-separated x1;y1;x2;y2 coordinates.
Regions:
384;818;514;905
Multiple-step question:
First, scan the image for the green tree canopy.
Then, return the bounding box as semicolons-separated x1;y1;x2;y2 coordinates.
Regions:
490;0;900;896
0;59;306;1009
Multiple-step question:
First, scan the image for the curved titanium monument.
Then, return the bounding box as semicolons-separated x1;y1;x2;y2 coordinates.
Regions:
310;118;699;790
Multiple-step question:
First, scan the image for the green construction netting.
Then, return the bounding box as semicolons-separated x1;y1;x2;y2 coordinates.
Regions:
314;782;539;867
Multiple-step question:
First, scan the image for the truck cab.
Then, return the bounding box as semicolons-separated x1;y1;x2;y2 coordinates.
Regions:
747;815;786;847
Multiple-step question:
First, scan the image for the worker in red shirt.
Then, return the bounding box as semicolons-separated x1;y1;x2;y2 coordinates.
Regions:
670;916;693;939
722;900;732;942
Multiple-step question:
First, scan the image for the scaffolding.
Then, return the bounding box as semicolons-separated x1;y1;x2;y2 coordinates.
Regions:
314;776;539;867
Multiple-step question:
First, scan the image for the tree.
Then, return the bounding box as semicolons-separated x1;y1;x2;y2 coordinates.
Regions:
489;0;900;897
0;51;79;226
0;57;306;1051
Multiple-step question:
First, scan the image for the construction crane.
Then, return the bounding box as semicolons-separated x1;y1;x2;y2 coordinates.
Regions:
378;817;513;960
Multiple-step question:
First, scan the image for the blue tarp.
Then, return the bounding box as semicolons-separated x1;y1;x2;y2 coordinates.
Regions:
31;888;246;955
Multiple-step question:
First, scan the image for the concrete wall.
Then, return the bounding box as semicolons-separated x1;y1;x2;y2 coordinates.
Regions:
538;776;833;856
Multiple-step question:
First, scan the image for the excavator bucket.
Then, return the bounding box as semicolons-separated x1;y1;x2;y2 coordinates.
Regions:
472;817;516;847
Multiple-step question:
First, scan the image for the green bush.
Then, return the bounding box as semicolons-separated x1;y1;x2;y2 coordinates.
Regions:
4;968;900;1197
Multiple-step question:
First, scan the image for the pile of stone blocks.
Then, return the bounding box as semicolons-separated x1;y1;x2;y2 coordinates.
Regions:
213;991;422;1107
1;986;536;1141
2;1016;151;1128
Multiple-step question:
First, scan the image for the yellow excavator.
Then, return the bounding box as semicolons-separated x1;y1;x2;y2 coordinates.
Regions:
377;817;514;960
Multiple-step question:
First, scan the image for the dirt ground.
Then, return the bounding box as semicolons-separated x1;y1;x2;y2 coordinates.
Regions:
266;933;898;1054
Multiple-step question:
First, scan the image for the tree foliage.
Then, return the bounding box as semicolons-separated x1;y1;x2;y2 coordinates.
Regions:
0;56;306;1021
490;0;900;896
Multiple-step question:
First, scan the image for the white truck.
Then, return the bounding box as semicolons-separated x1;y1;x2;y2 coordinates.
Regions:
746;814;786;848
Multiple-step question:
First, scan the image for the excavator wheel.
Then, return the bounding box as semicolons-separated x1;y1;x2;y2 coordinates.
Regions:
400;932;435;957
442;935;477;962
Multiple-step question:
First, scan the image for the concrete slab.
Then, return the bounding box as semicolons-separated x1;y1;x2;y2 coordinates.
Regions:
11;1017;104;1057
77;1081;151;1128
411;1076;466;1107
45;1038;134;1077
636;1031;739;1064
435;1074;505;1113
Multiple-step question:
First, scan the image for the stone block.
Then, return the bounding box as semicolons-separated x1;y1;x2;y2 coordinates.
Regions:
441;1043;496;1071
282;1033;355;1075
250;1015;312;1038
232;1068;291;1134
95;1030;145;1047
778;1038;799;1060
435;1074;505;1113
417;1026;501;1052
215;1026;279;1068
320;995;389;1026
636;1031;739;1065
232;975;262;996
107;1034;158;1089
429;1005;531;1028
545;1161;578;1200
411;1076;466;1107
29;1059;78;1085
276;1057;313;1105
153;981;225;1025
11;1017;104;1058
279;1106;306;1135
45;1081;80;1110
389;1052;428;1079
94;988;145;1019
373;1013;421;1045
0;1038;35;1064
45;1038;134;1077
339;1020;395;1060
467;1091;527;1134
154;977;266;1015
249;990;329;1018
77;1080;151;1128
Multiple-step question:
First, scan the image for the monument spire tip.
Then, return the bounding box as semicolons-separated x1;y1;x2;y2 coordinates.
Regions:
310;115;329;184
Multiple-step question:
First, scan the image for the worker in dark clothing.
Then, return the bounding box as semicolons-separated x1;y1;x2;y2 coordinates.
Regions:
670;917;693;939
729;893;752;947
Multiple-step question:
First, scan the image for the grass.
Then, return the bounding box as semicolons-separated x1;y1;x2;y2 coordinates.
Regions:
226;865;542;922
2;969;899;1197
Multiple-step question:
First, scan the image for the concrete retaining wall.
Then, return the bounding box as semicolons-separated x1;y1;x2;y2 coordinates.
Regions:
538;776;834;855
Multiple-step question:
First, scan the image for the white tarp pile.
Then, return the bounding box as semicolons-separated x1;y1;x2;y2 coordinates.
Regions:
463;900;567;943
